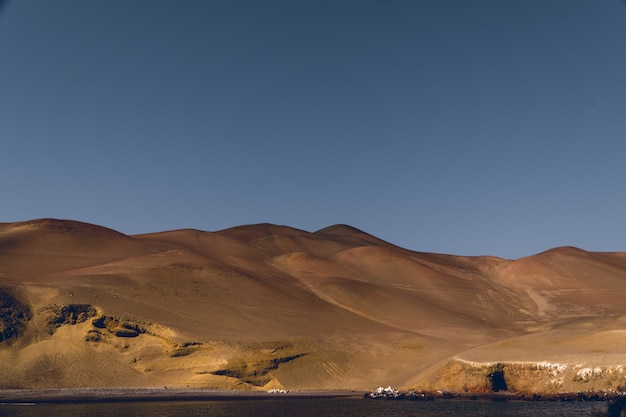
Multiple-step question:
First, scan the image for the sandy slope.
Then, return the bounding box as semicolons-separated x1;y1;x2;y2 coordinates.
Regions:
1;218;626;393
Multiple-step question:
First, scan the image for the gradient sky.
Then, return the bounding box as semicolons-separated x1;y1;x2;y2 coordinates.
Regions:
1;0;625;259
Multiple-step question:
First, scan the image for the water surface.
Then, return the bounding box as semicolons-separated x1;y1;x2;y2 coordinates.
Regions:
0;397;607;417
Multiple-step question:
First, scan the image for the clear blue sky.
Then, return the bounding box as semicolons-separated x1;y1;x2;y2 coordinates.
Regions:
1;0;625;259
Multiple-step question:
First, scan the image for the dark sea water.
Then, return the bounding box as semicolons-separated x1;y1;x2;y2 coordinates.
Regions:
0;397;608;417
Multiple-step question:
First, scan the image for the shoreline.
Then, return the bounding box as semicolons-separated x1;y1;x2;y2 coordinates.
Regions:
0;388;365;404
0;387;622;404
365;389;623;403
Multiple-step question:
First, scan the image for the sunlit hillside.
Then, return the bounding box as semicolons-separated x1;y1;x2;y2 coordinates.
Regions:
1;219;626;393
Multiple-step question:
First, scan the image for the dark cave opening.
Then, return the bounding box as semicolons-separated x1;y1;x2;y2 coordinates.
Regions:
488;368;508;392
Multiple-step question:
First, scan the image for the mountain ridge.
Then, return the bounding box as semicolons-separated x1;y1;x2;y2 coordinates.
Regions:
1;218;625;393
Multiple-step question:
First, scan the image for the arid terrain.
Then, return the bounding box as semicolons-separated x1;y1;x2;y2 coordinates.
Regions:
1;218;626;394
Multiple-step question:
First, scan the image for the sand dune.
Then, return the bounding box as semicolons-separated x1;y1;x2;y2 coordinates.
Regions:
1;218;626;393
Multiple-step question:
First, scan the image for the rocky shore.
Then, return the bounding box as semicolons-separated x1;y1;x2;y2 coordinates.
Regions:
365;385;625;403
2;386;622;405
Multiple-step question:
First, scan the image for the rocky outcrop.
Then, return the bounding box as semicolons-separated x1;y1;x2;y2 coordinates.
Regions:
45;304;97;334
40;305;145;341
366;386;403;399
0;288;31;342
212;351;307;386
421;359;567;393
421;359;626;394
86;315;145;342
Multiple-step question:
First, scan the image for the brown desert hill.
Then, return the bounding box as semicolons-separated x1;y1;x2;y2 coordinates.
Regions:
0;219;152;275
495;246;626;321
1;218;626;394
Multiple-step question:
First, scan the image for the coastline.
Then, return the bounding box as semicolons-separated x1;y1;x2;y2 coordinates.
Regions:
0;387;621;404
0;388;365;404
365;389;622;403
